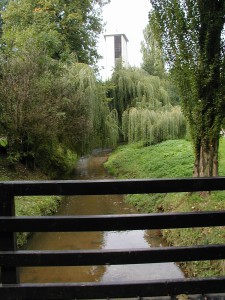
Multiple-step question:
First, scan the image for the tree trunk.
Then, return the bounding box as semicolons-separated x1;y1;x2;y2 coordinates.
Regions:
193;138;219;177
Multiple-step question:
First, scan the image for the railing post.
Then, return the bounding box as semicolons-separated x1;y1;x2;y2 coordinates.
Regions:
0;186;19;284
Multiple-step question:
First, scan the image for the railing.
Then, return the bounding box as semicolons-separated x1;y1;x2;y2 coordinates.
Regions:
1;177;225;299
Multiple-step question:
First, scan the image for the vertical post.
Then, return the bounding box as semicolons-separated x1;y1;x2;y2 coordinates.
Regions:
0;185;19;284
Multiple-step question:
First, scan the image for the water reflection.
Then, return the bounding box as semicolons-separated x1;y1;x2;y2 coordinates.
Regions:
101;230;183;282
104;230;149;249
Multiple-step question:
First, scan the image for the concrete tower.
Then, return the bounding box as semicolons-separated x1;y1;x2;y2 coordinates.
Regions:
104;33;129;80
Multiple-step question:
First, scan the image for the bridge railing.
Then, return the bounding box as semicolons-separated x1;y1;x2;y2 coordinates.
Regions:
1;178;225;299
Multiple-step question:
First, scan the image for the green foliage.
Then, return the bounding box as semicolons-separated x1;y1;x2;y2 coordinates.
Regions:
35;142;78;178
1;0;107;65
59;62;119;153
0;6;119;173
0;0;8;37
0;137;7;147
149;0;225;176
109;66;170;121
141;22;165;79
93;81;120;148
16;195;61;247
122;106;186;145
0;46;119;169
108;65;185;145
59;61;99;153
0;43;64;167
105;139;194;179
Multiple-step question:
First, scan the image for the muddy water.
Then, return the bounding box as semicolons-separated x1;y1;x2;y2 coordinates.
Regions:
20;150;183;283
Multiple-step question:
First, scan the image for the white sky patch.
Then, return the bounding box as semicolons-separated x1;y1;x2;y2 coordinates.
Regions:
97;0;152;79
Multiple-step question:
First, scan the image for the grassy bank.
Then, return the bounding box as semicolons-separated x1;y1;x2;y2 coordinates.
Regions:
105;139;225;278
16;195;61;247
0;156;62;247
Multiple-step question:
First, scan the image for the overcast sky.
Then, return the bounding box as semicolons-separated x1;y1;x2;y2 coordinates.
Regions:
97;0;152;79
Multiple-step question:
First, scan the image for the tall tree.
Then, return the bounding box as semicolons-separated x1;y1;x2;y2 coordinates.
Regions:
150;0;225;177
1;0;108;65
141;22;165;79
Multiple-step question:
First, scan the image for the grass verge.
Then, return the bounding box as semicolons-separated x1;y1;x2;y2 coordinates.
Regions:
105;139;225;278
0;156;62;247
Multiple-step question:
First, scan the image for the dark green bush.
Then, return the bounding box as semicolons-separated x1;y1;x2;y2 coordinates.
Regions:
35;141;77;178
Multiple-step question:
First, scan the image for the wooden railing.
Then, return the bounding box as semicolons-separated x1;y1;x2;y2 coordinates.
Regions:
1;178;225;299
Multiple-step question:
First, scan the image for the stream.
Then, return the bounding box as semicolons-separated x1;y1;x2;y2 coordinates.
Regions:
20;150;184;283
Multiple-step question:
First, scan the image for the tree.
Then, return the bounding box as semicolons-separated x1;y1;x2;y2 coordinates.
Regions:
1;0;108;65
150;0;225;177
0;42;63;164
141;22;165;79
58;60;119;154
122;106;186;145
108;65;186;144
109;65;170;123
141;22;181;107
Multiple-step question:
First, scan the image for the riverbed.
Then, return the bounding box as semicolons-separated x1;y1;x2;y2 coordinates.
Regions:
20;150;184;283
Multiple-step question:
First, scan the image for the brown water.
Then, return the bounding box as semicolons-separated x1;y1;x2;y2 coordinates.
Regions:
20;150;184;283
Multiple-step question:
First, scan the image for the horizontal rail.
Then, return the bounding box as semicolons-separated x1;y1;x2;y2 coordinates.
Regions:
1;244;225;266
1;177;225;196
1;178;225;298
1;211;225;232
1;278;225;299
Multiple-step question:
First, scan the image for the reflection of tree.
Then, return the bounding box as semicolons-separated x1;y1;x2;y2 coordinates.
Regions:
144;229;166;248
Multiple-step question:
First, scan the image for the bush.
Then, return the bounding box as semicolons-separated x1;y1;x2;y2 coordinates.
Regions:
35;141;78;178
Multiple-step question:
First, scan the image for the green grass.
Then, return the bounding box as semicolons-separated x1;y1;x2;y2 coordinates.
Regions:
0;155;62;247
105;140;194;178
105;138;225;278
15;195;61;247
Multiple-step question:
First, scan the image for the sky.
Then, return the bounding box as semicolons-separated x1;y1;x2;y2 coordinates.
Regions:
97;0;152;79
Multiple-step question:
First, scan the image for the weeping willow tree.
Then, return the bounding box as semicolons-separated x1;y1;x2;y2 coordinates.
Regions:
59;61;119;153
59;61;96;153
122;106;186;145
110;66;171;123
96;104;119;148
91;81;119;149
109;65;185;145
